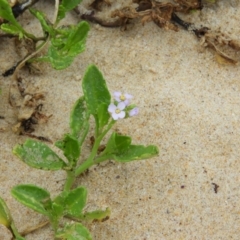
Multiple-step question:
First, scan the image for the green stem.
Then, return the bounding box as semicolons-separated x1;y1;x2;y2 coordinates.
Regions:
75;120;115;176
63;170;76;192
10;222;24;240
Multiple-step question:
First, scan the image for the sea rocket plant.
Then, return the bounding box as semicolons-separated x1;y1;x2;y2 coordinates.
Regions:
1;65;158;240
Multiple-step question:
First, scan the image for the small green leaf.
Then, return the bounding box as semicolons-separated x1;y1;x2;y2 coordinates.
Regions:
70;96;89;138
61;0;83;11
11;185;51;216
0;197;12;227
57;0;83;22
0;0;22;28
13;139;66;170
102;133;159;162
82;65;111;129
55;134;80;165
81;208;110;222
102;132;131;155
51;202;64;229
55;222;92;240
64;187;87;217
15;236;26;240
97;103;110;129
61;22;89;53
36;21;89;70
113;145;159;162
0;23;24;38
29;8;55;37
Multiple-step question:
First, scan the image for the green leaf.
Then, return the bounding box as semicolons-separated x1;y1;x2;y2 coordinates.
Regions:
0;23;24;38
13;139;66;170
61;22;89;53
0;197;12;227
57;0;83;22
97;103;110;129
102;132;159;162
55;134;80;165
11;185;51;216
102;132;131;155
37;21;89;70
113;145;159;162
15;237;26;240
0;0;22;28
29;8;55;37
64;187;87;217
61;0;83;11
82;65;111;129
51;202;64;228
0;0;26;37
80;208;110;222
55;223;92;240
70;96;89;138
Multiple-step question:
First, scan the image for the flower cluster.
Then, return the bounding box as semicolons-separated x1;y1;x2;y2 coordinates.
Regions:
108;92;139;120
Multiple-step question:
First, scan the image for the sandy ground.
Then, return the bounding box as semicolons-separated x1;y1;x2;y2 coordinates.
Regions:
1;1;240;239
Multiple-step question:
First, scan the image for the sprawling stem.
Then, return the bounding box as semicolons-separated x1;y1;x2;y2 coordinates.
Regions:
10;222;25;239
75;120;115;176
63;170;76;192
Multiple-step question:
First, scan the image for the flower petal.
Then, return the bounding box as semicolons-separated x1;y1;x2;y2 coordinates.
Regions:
118;102;126;110
118;111;126;119
114;92;121;102
124;99;130;106
108;103;116;113
114;92;121;98
125;93;133;99
129;107;139;117
112;112;119;120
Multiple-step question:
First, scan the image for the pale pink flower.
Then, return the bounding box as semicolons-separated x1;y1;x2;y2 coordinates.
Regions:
108;102;126;120
114;92;133;106
129;107;139;117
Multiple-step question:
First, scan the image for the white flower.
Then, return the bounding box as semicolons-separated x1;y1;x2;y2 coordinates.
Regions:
108;102;126;120
114;92;133;106
129;107;139;117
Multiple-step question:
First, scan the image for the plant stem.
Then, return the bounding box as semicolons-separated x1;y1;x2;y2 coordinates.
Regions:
64;170;76;192
10;222;24;239
75;120;115;176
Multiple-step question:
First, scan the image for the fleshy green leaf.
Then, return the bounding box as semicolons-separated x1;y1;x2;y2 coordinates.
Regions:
80;208;110;222
13;139;66;170
64;187;87;217
97;103;110;129
55;223;92;240
15;237;26;240
70;96;90;139
36;21;89;70
0;23;24;38
11;185;51;216
55;134;80;165
113;145;159;162
82;65;111;129
51;202;64;227
61;0;83;11
102;132;131;155
29;8;55;37
0;0;22;27
0;0;26;37
0;197;12;227
57;0;83;22
61;22;89;53
102;132;159;162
